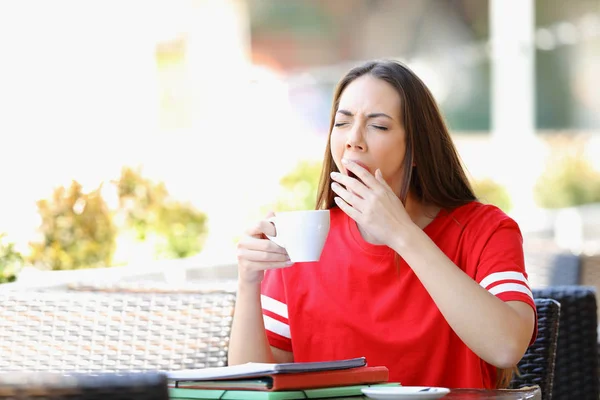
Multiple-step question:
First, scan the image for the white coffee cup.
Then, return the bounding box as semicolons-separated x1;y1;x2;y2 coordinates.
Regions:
266;210;330;263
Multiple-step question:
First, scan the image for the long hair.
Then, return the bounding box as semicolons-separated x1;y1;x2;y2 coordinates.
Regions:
314;60;515;388
315;59;476;210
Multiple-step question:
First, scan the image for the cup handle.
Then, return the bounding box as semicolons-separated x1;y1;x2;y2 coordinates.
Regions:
265;216;285;248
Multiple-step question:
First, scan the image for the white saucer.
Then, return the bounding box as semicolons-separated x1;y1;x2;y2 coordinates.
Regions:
361;386;450;400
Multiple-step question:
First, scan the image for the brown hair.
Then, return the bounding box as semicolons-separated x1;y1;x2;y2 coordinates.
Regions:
315;59;476;210
314;59;515;388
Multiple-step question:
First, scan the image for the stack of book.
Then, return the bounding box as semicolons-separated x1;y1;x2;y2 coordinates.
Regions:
166;357;399;399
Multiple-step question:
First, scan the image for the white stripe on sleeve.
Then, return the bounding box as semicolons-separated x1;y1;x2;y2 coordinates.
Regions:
479;271;529;289
488;283;534;299
261;295;289;319
263;315;291;339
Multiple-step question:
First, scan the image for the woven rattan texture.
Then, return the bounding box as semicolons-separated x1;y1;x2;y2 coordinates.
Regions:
511;298;560;400
0;292;234;373
0;371;168;399
66;281;237;295
533;286;599;400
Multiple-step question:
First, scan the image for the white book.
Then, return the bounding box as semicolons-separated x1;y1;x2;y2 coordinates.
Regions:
166;357;367;382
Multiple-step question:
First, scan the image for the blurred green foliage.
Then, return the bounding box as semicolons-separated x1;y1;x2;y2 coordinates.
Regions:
153;201;209;259
27;167;208;272
115;167;169;241
29;181;116;270
0;233;23;283
114;167;208;259
271;160;322;212
534;145;600;209
472;178;513;213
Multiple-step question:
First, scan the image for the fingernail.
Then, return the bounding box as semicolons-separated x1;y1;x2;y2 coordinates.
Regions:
341;158;349;164
330;171;339;178
284;261;294;266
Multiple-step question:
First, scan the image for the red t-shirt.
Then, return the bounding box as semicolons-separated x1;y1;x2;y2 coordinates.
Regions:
261;202;537;389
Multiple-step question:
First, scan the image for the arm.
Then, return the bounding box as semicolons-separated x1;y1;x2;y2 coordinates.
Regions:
330;162;535;369
393;225;535;368
227;218;295;366
228;282;275;365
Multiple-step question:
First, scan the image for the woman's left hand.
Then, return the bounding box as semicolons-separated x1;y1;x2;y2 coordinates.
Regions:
330;159;416;248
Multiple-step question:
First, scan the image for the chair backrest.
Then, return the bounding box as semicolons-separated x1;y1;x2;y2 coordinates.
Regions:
65;280;238;295
532;286;599;400
547;253;581;286
0;371;168;399
0;291;235;372
511;298;560;400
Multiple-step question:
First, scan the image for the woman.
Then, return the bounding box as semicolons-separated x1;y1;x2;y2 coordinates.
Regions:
229;60;536;389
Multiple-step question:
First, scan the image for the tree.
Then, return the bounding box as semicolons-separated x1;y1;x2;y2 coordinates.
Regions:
0;233;23;283
471;178;512;213
113;166;208;259
534;146;600;209
29;181;116;270
271;160;323;212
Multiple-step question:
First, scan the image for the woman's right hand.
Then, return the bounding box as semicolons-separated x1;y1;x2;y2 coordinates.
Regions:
236;212;292;285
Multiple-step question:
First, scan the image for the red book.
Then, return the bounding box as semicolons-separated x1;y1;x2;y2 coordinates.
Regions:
171;366;389;392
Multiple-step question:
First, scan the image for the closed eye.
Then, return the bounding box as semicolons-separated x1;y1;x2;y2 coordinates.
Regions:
334;122;348;127
373;125;388;131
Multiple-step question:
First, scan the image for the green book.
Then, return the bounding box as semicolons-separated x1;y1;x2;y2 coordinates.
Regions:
169;383;400;400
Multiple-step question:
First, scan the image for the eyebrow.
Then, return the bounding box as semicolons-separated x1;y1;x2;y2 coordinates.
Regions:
336;109;394;120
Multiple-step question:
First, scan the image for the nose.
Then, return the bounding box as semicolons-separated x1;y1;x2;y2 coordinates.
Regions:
345;125;366;151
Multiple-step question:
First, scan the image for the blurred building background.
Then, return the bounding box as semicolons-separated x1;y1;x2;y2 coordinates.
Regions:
0;0;598;284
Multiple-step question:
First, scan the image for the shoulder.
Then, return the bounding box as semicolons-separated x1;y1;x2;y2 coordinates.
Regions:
447;201;520;235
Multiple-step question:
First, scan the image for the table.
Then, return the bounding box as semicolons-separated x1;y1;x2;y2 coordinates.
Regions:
168;385;542;399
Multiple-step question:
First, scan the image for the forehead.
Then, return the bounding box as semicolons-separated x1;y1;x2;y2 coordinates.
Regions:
337;75;402;116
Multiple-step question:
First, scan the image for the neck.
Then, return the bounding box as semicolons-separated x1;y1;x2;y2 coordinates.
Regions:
357;192;440;245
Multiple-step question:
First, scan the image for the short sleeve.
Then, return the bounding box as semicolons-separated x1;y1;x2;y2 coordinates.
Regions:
261;269;293;352
474;217;538;345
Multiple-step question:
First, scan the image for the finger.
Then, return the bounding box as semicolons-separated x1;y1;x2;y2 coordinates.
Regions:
331;181;364;208
264;210;275;218
334;196;362;221
244;219;277;237
238;236;287;254
330;171;369;198
258;219;277;237
243;260;295;271
342;159;379;188
237;247;290;263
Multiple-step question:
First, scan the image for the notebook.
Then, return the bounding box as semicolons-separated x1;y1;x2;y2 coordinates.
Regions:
172;366;389;391
169;383;401;400
166;357;367;382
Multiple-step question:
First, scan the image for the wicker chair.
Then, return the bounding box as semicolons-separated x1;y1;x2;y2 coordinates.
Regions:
65;280;237;295
0;371;168;400
510;298;560;400
0;291;234;373
532;286;599;400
